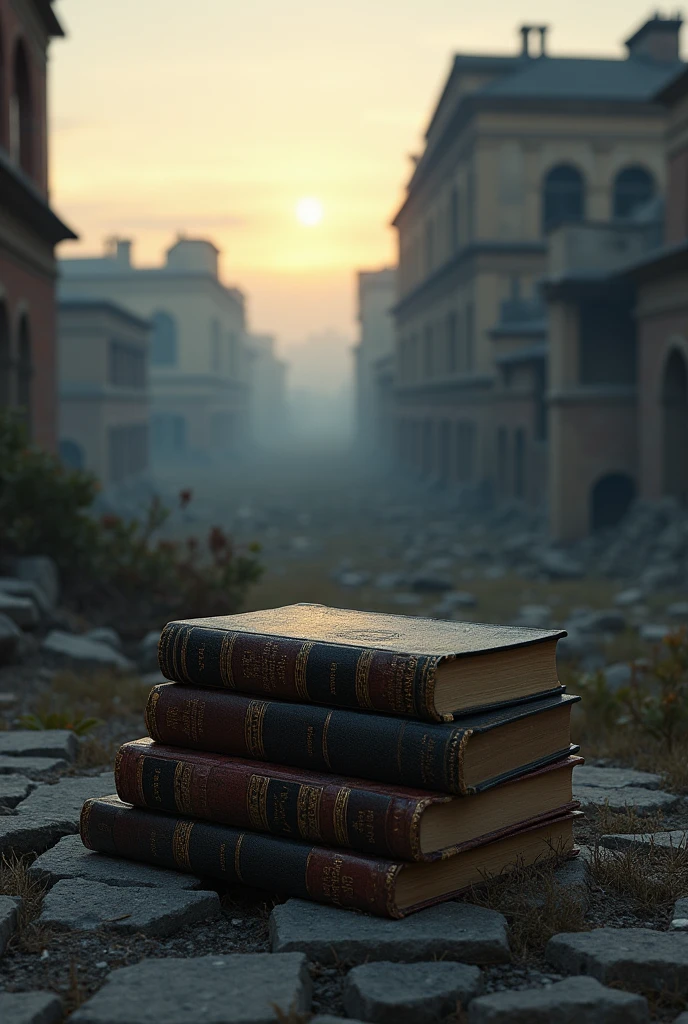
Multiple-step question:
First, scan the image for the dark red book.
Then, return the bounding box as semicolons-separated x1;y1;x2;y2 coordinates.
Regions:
145;683;579;795
115;738;582;862
158;603;565;722
81;796;578;918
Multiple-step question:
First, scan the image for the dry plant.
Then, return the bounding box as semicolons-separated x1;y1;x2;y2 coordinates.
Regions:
272;1004;310;1024
75;735;117;770
589;842;688;914
0;852;50;951
65;960;87;1013
587;804;666;838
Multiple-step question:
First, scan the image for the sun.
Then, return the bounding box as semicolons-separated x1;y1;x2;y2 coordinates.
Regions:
296;197;324;227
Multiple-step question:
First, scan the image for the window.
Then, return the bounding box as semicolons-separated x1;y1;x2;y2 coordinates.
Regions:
497;427;508;494
422;419;434;477
227;331;238;376
59;440;84;471
450;188;459;255
534;361;548;441
514;428;526;499
422;325;434;378
446;312;458;374
109;341;146;388
10;42;32;175
465;303;475;371
613;166;655;220
424;220;434;275
542;164;585;233
211;319;222;372
456;421;475;482
108;424;148;483
150;311;178;366
151;414;186;456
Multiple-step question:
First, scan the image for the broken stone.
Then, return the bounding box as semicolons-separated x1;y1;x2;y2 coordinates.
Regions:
84;627;122;651
515;605;552;627
602;663;632;692
0;577;50;615
667;602;688;619
572;786;679;814
0;730;78;761
270;899;510;966
311;1019;366;1024
344;961;483;1024
600;831;687;853
39;878;220;937
42;630;133;671
572;766;661;790
467;976;649;1023
0;895;21;956
614;588;644;607
671;898;688;932
69;952;311;1024
14;556;60;609
410;574;453;593
0;756;67;777
537;550;584;580
573;610;627;634
553;854;588;888
0;592;38;629
546;928;688;994
0;613;21;664
0;991;63;1024
138;630;161;670
0;775;36;809
639;624;672;643
29;834;201;890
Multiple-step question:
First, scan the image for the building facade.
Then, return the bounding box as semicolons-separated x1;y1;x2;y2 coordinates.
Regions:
246;333;288;449
390;13;683;506
353;267;396;457
0;0;75;448
59;237;251;464
57;300;150;488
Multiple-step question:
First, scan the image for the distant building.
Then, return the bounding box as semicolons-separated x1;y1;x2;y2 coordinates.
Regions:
59;237;250;464
353;268;396;458
246;333;288;448
57;300;150;488
0;0;76;447
389;12;683;503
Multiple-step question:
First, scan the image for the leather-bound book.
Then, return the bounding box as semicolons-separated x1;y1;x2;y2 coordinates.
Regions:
158;603;565;722
116;738;582;862
80;796;577;919
145;684;579;796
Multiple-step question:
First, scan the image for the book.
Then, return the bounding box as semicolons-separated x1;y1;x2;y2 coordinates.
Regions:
115;738;582;862
80;795;577;918
145;684;579;796
158;604;565;722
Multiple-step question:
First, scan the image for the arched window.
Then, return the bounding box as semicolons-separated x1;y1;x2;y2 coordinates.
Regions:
59;439;85;470
0;302;10;407
150;311;178;366
613;166;656;220
16;313;31;433
10;42;33;175
542;165;585;233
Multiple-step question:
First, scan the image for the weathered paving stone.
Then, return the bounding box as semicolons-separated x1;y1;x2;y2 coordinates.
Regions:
572;766;661;790
310;1019;367;1024
674;1014;688;1024
0;895;21;955
0;755;67;777
29;834;202;890
0;729;78;761
546;928;688;994
467;976;649;1023
344;961;483;1024
0;775;36;809
572;785;679;813
42;630;133;671
0;592;38;628
671;898;688;931
0;991;63;1024
70;952;311;1024
39;878;221;937
600;831;687;853
0;772;115;858
553;855;588;888
270;899;510;965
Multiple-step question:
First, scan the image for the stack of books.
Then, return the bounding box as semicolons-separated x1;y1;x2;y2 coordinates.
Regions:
80;604;582;918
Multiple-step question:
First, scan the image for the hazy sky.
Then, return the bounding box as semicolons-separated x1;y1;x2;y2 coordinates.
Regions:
50;1;685;347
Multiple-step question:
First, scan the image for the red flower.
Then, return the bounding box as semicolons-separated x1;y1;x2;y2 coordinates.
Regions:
179;489;193;509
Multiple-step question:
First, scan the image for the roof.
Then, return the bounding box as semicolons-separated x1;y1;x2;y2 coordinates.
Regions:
655;64;688;105
479;55;683;102
0;148;76;245
33;0;65;37
58;298;151;331
496;343;547;365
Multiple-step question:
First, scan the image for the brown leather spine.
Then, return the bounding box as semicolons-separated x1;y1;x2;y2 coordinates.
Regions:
115;739;442;861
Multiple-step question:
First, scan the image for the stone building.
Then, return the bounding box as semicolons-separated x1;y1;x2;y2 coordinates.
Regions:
0;0;75;448
57;300;150;488
59;237;251;464
353;267;396;457
390;13;683;502
246;333;288;449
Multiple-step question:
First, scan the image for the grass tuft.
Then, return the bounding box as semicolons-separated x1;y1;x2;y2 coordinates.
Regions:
588;841;688;914
0;853;49;950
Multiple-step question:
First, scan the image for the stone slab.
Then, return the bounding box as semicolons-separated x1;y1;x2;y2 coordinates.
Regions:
546;928;688;994
0;592;38;628
29;834;202;890
600;831;687;853
553;855;588;888
311;1019;367;1024
39;878;221;937
0;772;115;858
0;775;36;809
70;952;312;1024
572;766;661;790
0;730;78;761
42;630;133;671
674;1015;688;1024
270;899;510;965
0;992;63;1024
572;785;679;814
467;976;648;1023
671;897;688;932
344;960;483;1024
0;577;51;615
0;895;21;956
0;756;67;777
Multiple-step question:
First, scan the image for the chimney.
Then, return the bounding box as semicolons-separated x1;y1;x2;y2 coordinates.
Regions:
625;12;683;62
519;24;549;58
520;25;531;57
115;239;132;266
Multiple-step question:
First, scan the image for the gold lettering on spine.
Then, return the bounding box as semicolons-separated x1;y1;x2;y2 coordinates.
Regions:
244;701;268;758
145;689;162;741
321;711;333;770
355;649;374;709
172;821;194;871
135;755;146;805
173;761;194;814
295;641;314;699
234;833;246;881
297;785;323;842
247;775;270;831
179;626;192;684
333;787;351;846
220;631;238;688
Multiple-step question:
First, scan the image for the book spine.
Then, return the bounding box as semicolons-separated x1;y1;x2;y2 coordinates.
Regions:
158;620;445;722
115;742;430;861
145;683;469;795
81;797;403;918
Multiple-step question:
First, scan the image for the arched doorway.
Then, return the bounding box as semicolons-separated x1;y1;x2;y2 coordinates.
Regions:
542;165;585;233
0;302;10;407
590;473;636;530
16;313;31;435
613;166;655;220
662;348;688;503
